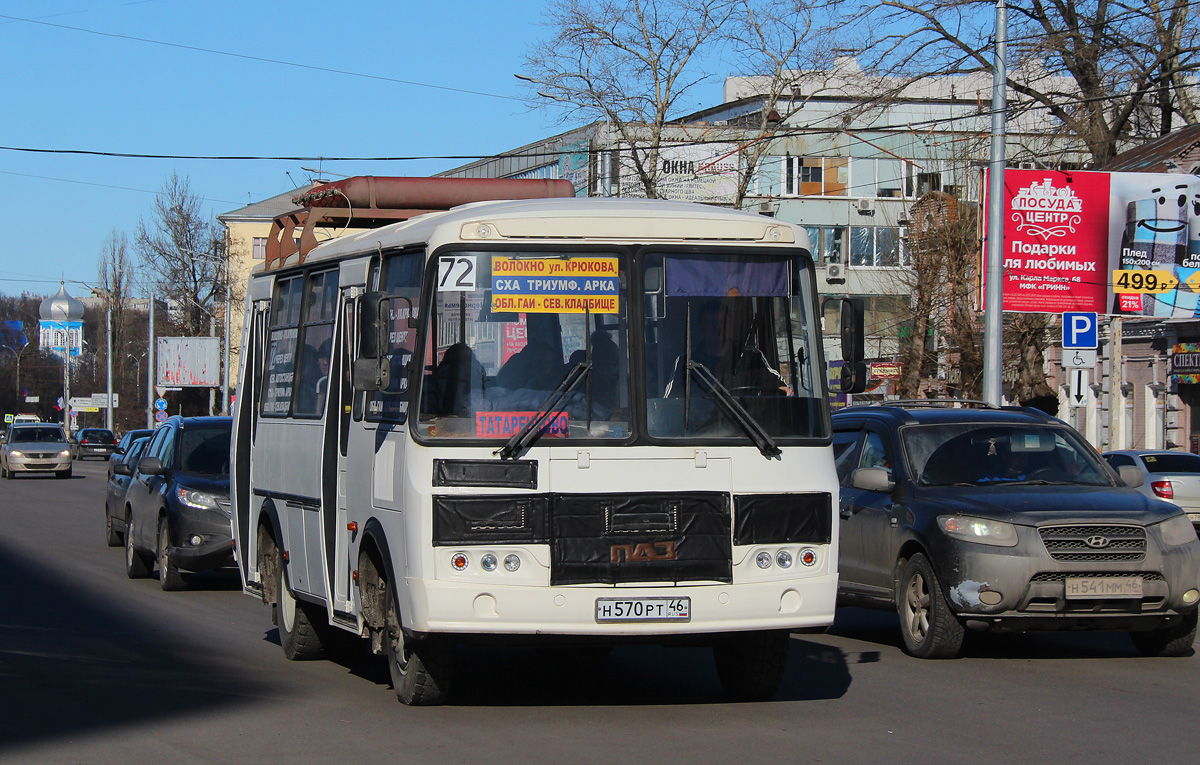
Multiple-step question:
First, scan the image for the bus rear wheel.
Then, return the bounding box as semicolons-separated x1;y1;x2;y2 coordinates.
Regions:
269;540;325;660
713;630;790;701
384;578;453;706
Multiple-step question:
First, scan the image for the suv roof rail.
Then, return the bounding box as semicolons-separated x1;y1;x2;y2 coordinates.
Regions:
887;399;1002;409
840;398;1001;410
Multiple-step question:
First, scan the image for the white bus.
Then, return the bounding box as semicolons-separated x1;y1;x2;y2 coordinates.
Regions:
231;196;861;705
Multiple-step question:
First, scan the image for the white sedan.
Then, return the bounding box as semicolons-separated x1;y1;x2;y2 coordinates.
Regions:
1104;450;1200;531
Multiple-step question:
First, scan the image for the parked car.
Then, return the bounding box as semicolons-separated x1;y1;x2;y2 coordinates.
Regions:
108;428;155;478
123;416;233;590
104;436;152;546
70;427;118;460
832;402;1200;659
1;423;73;479
1103;450;1200;533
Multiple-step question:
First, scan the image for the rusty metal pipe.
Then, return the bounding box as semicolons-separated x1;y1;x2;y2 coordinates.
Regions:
294;176;576;209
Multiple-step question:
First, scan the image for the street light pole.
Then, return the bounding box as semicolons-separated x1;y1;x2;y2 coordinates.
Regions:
106;305;113;431
982;0;1008;406
147;294;155;429
223;269;231;415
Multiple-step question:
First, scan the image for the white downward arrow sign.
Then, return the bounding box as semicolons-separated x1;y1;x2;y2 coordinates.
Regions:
1070;368;1089;407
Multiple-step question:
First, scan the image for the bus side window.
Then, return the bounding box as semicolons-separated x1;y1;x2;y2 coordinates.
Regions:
293;269;337;418
261;276;303;417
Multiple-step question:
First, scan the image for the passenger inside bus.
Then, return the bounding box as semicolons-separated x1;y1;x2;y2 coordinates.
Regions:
426;342;485;416
567;329;621;410
494;318;566;392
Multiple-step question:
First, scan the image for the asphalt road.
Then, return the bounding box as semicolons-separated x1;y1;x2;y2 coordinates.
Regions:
1;459;1197;763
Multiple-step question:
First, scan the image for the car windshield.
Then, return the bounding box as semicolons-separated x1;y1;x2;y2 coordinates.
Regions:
642;250;826;441
903;423;1114;487
178;425;231;475
11;426;66;443
415;251;632;441
1139;452;1200;474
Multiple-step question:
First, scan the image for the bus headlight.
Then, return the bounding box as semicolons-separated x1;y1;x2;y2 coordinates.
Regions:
480;553;498;571
799;548;818;567
503;554;521;572
756;551;772;569
776;550;793;568
450;552;469;571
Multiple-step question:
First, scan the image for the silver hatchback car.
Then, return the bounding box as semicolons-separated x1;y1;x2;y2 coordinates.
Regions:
2;423;73;479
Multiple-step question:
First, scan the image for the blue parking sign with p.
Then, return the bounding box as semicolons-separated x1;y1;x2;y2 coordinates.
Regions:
1063;312;1098;349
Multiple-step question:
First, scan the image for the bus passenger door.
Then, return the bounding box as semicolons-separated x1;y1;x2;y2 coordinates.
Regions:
331;291;363;612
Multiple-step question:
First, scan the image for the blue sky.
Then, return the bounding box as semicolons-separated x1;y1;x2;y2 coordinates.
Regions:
0;0;728;298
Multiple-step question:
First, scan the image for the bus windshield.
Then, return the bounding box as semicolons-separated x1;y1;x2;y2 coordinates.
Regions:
643;250;825;441
415;251;632;440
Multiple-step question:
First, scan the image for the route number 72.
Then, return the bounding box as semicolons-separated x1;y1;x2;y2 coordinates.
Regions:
438;255;477;291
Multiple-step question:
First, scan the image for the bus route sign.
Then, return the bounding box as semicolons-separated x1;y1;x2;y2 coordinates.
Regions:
491;256;619;314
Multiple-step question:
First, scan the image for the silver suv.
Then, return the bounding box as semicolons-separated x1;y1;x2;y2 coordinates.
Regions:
833;403;1200;659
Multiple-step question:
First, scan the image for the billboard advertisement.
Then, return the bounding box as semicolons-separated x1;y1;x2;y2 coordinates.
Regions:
38;320;83;360
157;336;220;387
990;169;1200;315
620;142;739;204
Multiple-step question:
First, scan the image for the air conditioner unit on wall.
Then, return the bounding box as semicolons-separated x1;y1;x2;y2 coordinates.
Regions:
825;263;847;288
855;198;875;215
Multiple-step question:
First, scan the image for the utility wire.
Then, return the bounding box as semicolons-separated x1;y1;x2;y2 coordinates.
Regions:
0;13;528;104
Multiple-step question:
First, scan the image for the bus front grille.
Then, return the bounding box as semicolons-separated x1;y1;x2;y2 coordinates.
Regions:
549;491;732;585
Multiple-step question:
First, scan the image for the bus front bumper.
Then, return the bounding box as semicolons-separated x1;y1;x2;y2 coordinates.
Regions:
403;574;838;636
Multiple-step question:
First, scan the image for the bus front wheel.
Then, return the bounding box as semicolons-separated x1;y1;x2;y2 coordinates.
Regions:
384;578;454;705
712;630;790;701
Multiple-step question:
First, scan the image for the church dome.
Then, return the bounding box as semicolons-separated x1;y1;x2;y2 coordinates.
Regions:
39;283;86;322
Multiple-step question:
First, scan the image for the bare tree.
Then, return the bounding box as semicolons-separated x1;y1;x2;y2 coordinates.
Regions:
135;173;229;337
1006;312;1056;412
722;1;839;206
522;0;738;197
96;230;135;377
818;0;1200;165
895;194;984;399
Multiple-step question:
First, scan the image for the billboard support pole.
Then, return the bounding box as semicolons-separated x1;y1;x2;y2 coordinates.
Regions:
983;0;1008;406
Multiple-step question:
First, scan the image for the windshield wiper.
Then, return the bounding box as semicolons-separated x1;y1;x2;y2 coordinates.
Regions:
686;359;781;459
497;359;592;461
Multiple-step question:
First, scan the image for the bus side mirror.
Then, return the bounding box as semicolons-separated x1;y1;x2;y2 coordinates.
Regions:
353;358;391;392
839;298;867;394
358;291;388;360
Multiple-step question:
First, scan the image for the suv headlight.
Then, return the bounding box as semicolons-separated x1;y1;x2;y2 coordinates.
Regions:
59;450;71;457
1157;514;1199;546
9;450;23;458
937;515;1019;547
176;486;221;510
